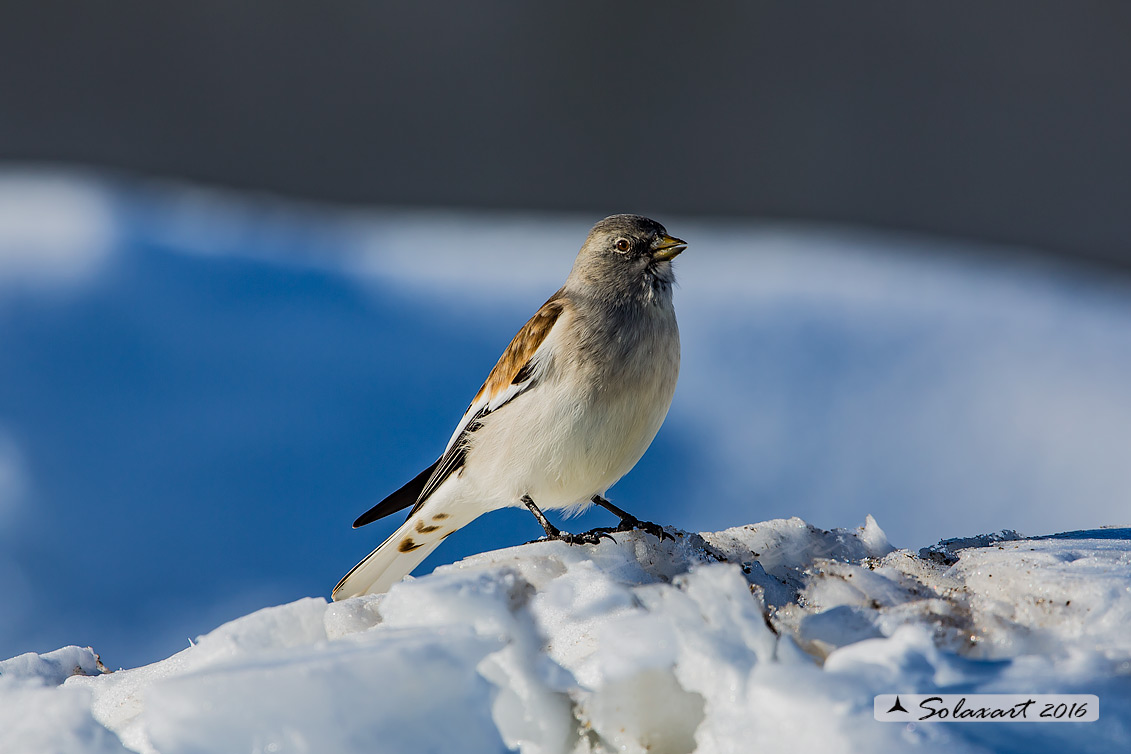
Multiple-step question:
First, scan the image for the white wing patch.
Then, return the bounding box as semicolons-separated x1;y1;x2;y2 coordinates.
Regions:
410;295;568;511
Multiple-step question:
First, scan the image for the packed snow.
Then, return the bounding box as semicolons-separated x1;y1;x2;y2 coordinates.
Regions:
3;517;1128;753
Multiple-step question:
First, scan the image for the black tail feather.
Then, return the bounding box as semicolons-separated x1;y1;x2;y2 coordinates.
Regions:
352;460;440;528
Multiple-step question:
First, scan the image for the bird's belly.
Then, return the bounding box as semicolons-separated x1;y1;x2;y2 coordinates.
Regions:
463;359;677;510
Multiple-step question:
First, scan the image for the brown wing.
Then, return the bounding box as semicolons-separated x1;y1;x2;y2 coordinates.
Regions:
472;293;565;407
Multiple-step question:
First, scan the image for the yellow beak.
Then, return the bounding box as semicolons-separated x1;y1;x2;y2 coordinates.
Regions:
652;234;688;261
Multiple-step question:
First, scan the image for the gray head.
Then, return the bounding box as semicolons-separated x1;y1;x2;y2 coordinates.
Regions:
566;214;687;301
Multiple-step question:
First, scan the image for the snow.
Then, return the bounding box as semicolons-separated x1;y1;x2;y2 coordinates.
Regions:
0;171;117;287
3;517;1129;753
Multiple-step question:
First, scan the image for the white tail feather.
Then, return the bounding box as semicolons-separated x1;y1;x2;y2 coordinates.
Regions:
332;508;470;600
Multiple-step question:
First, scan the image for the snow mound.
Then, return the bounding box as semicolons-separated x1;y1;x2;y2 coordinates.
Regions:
3;517;1130;753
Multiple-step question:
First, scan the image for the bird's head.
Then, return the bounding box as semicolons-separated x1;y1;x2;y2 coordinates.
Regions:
569;214;687;298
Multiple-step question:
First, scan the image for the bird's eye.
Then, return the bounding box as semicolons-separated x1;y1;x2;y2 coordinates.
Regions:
614;238;630;252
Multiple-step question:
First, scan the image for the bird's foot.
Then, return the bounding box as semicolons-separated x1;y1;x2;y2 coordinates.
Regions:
611;515;674;542
523;494;615;546
555;528;617;546
589;495;674;542
527;527;616;546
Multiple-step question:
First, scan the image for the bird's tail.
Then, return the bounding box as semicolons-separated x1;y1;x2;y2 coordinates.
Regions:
331;507;472;600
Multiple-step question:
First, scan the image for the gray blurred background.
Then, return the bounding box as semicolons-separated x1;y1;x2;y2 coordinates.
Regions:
2;0;1129;265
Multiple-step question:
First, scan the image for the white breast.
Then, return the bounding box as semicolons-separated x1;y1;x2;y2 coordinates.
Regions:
459;296;680;512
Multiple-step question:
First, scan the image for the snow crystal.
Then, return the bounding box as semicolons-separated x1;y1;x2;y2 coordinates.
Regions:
0;683;129;754
0;645;105;685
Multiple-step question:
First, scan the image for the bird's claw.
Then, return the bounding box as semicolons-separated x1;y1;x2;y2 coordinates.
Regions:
614;517;674;542
560;529;617;545
531;528;616;546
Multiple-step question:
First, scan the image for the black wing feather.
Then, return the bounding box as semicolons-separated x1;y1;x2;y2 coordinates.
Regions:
352;459;440;528
353;376;536;529
408;405;490;516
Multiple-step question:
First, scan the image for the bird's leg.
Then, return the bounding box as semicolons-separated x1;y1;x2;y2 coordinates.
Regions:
522;495;613;545
591;495;673;541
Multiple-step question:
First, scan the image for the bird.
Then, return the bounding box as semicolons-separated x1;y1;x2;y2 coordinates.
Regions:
332;214;686;600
